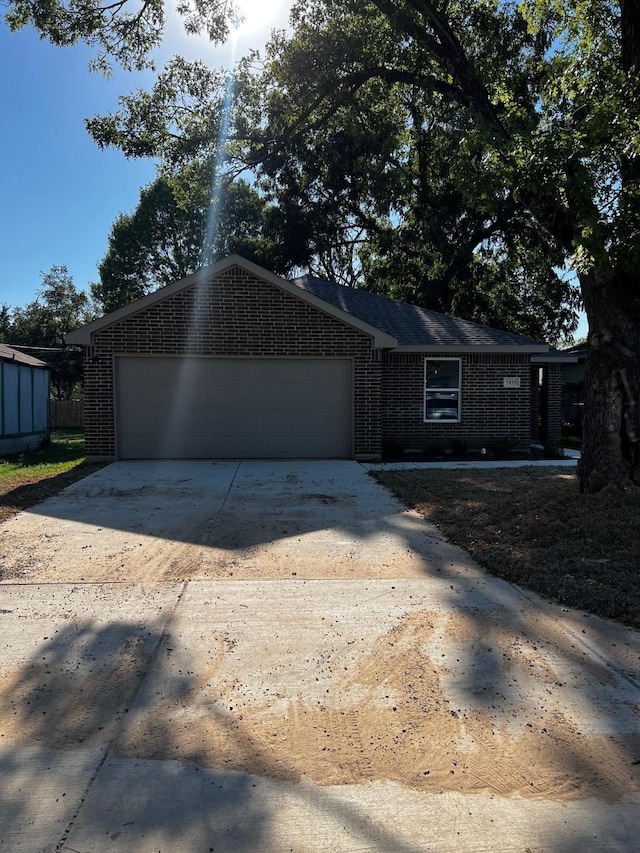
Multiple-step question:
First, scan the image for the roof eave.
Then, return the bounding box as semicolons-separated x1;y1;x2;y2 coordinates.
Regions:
390;343;549;354
0;347;50;369
531;353;579;363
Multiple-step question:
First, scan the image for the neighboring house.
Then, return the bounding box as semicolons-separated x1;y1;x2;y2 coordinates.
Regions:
560;343;587;432
66;255;566;461
0;344;50;455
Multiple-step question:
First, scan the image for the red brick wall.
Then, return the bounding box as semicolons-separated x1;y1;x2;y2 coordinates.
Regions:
83;266;381;459
381;352;532;453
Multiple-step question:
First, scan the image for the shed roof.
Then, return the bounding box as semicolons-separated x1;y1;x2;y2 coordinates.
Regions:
0;344;49;368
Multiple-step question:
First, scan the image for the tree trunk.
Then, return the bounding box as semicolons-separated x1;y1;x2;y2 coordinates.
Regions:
577;269;640;492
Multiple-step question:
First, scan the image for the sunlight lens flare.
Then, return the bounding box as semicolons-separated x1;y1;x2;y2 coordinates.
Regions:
232;0;283;37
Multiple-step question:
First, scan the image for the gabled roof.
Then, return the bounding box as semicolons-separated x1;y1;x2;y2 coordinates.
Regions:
65;254;549;353
0;344;49;368
293;274;549;353
66;255;397;349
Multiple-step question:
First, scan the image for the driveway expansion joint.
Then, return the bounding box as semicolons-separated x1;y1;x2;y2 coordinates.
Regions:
53;579;190;852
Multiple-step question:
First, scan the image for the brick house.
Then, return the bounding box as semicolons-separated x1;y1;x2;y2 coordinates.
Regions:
559;343;587;433
66;255;564;461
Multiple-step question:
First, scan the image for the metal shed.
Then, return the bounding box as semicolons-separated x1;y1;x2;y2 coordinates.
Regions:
0;344;50;455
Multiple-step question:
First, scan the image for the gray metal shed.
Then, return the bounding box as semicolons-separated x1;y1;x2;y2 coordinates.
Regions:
0;345;50;455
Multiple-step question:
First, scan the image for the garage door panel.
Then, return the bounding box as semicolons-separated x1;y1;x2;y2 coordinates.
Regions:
262;409;293;431
119;359;152;382
230;387;264;409
117;383;151;409
296;409;347;432
120;409;153;433
263;386;303;408
116;357;352;459
313;386;351;408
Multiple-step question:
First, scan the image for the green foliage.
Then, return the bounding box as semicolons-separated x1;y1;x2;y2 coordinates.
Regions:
0;430;85;473
381;437;403;459
9;0;640;488
450;437;469;458
4;0;238;72
79;0;588;340
487;436;518;460
422;443;445;460
7;266;92;399
92;168;286;313
0;304;11;343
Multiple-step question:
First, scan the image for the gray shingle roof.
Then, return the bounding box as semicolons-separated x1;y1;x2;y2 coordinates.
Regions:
292;275;546;349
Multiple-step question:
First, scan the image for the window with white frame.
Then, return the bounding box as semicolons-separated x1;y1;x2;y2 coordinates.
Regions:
424;358;461;422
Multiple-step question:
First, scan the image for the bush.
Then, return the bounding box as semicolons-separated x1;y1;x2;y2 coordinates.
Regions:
450;437;468;458
382;438;403;460
487;436;517;460
422;443;445;460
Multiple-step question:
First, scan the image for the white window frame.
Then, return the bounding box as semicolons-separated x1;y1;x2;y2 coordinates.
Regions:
424;358;462;423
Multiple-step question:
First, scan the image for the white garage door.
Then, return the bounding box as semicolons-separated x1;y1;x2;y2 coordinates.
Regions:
115;357;353;459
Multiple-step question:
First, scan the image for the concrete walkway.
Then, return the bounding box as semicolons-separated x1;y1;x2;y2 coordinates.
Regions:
363;457;579;471
0;460;638;853
363;446;580;471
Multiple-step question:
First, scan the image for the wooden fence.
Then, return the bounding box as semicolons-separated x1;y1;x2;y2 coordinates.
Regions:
50;400;84;428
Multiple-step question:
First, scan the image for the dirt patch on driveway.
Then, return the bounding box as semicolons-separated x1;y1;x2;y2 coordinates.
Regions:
112;607;640;802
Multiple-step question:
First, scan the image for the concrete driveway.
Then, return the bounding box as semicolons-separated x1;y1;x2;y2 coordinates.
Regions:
1;461;639;852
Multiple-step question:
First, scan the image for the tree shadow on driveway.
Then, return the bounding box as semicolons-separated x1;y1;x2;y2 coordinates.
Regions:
2;577;638;851
0;610;426;852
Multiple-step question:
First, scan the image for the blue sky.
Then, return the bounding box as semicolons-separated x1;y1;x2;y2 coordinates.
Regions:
0;2;290;310
0;25;157;308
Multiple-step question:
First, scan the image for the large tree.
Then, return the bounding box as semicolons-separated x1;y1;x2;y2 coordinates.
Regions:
93;169;280;313
3;0;241;71
86;37;580;341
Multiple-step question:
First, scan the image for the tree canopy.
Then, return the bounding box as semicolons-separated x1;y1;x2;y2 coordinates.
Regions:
84;4;582;342
92;167;303;313
3;0;241;72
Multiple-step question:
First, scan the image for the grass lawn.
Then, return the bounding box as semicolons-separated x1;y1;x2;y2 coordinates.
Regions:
0;429;105;523
375;467;640;630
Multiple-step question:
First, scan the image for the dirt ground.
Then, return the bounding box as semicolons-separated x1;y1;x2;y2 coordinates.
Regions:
1;578;638;809
0;460;434;583
0;463;105;524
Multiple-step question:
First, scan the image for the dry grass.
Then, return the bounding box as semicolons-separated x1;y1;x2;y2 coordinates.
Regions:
375;467;640;629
